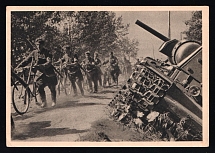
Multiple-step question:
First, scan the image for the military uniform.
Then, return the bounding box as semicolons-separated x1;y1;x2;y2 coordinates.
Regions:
60;53;70;74
54;46;71;81
123;57;132;79
103;66;111;87
66;57;84;96
16;40;57;107
82;52;98;93
103;54;120;83
94;56;103;87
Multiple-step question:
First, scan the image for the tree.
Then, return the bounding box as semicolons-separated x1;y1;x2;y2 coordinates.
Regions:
49;11;131;61
73;11;130;60
11;11;55;66
184;11;202;43
115;37;139;61
11;11;139;66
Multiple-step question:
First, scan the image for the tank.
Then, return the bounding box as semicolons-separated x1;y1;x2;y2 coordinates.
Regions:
108;20;202;141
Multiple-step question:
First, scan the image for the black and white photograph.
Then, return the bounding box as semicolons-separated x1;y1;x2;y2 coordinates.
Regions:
6;6;209;147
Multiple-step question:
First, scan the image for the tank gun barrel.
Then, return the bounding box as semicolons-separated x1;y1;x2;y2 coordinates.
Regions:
135;20;170;42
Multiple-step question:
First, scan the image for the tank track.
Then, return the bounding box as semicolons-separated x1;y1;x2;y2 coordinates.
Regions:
108;63;202;141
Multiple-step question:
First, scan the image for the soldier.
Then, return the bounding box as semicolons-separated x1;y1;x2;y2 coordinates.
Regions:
15;39;57;107
134;58;140;67
66;49;84;96
54;45;71;86
123;57;132;80
103;66;111;87
94;52;103;87
103;52;120;85
82;51;98;93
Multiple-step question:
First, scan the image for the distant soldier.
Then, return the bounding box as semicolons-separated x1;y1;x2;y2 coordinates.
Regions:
103;52;120;85
123;57;132;79
82;51;98;93
103;66;111;87
94;52;103;87
66;50;84;96
134;58;141;67
15;39;57;107
54;45;71;85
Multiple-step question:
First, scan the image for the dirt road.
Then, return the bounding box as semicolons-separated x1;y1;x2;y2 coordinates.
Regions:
11;76;145;142
11;84;117;141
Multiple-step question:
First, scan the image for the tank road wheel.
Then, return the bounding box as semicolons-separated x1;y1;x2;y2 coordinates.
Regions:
12;81;30;115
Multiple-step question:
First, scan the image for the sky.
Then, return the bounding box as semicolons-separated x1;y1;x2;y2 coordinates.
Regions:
114;11;192;61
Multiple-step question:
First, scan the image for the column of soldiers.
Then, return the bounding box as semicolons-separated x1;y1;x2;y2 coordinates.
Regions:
15;38;121;108
54;45;84;96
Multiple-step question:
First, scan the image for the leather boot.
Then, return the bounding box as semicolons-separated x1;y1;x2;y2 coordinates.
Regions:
41;102;47;108
51;102;56;107
40;94;47;108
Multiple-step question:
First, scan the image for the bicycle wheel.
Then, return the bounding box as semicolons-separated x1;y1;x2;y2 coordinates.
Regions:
12;81;30;115
57;75;65;95
82;75;89;91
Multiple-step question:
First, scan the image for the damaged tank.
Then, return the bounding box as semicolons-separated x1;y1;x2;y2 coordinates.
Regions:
108;20;202;141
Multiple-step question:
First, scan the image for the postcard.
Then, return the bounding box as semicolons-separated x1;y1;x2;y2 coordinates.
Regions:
6;6;209;147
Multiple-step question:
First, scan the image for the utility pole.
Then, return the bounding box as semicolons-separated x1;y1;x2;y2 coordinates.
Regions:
66;13;72;56
168;11;171;39
67;16;71;43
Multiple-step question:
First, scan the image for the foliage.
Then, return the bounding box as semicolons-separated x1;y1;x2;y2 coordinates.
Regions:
115;37;139;60
184;11;202;43
11;11;139;66
11;11;55;66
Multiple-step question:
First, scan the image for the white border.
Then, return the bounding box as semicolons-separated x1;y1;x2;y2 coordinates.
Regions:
6;6;209;147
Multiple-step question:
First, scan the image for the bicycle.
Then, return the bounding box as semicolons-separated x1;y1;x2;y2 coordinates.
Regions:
54;63;72;95
11;63;39;115
82;70;89;91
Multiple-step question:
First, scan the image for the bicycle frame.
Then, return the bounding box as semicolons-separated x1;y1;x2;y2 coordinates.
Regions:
54;61;72;95
13;58;38;103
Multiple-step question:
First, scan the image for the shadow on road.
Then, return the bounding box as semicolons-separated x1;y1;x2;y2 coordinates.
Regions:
86;94;112;99
99;90;116;94
13;100;107;122
57;101;106;109
12;121;88;140
13;114;35;121
33;101;105;115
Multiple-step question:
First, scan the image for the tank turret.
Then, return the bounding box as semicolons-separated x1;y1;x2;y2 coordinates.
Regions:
135;20;201;65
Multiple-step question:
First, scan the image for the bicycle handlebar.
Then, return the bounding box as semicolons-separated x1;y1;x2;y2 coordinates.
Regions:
14;66;33;73
11;70;28;88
